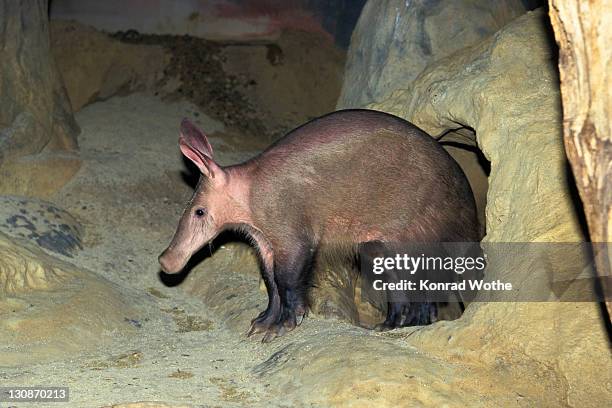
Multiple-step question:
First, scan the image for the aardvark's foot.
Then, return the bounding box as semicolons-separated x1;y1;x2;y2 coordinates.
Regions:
247;303;307;342
375;302;437;331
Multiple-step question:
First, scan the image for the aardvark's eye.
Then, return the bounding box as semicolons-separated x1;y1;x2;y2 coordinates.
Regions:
195;208;205;217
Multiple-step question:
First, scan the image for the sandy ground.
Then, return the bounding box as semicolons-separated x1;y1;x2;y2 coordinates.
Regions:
0;93;304;407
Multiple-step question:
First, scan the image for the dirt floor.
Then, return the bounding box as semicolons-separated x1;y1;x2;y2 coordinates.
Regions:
0;94;309;407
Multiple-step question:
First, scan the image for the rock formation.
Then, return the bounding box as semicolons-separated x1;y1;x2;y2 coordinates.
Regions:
365;9;609;406
50;21;170;113
337;0;526;108
0;0;80;197
0;231;141;367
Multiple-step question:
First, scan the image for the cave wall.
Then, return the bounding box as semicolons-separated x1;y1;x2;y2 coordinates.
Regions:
0;0;80;197
336;3;610;405
50;21;170;113
336;0;528;109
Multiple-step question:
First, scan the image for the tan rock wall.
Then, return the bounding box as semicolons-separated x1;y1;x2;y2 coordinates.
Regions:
0;0;81;197
50;21;170;113
337;0;526;108
367;10;609;406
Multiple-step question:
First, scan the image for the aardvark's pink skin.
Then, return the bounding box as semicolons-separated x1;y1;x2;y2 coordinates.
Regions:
159;109;479;342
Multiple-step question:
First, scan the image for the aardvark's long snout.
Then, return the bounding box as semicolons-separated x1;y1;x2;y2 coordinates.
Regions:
158;247;189;274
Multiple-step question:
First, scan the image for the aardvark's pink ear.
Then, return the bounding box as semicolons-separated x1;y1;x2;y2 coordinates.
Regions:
180;118;213;158
178;119;220;179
